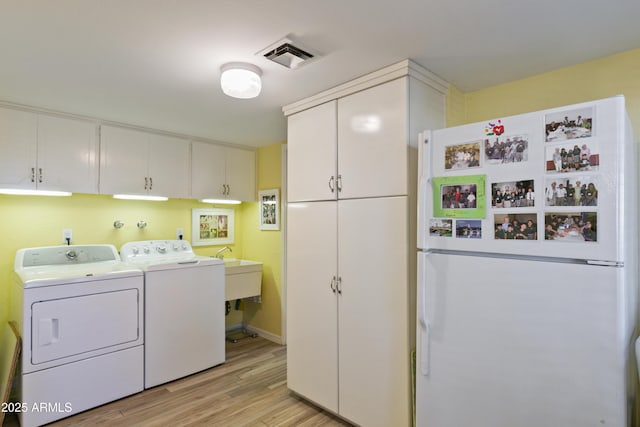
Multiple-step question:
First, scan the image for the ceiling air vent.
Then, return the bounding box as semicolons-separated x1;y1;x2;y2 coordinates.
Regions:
260;38;318;69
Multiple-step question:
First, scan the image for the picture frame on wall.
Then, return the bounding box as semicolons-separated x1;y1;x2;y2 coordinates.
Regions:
192;208;235;246
259;189;280;230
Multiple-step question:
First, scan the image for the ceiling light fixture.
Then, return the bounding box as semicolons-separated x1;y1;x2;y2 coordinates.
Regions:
220;62;262;99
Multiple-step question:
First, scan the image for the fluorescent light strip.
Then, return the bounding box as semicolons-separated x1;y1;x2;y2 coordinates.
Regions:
0;189;72;196
200;199;242;205
113;194;168;201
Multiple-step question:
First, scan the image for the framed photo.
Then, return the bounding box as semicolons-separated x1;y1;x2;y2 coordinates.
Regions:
259;189;280;230
432;174;486;218
192;208;234;246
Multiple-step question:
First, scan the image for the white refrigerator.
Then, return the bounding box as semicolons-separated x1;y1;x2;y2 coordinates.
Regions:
416;96;638;426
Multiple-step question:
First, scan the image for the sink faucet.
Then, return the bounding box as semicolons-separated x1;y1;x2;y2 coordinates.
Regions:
215;246;232;259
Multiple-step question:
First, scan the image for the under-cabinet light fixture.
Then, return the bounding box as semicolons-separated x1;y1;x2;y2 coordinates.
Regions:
0;189;72;197
113;194;168;201
200;199;242;205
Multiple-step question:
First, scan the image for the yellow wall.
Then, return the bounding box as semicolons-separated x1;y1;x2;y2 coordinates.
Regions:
449;48;640;135
0;142;283;340
238;143;283;338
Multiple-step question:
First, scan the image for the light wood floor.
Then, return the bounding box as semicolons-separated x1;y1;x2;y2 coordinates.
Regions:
3;337;352;427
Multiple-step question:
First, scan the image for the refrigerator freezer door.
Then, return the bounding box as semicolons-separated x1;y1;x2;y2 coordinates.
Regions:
416;252;629;427
417;96;634;263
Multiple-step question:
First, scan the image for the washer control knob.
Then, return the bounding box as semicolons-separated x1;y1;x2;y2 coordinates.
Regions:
157;245;167;254
65;250;78;260
143;246;150;254
132;247;139;255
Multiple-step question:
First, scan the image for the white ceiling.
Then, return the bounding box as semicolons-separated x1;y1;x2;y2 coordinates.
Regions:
1;0;639;147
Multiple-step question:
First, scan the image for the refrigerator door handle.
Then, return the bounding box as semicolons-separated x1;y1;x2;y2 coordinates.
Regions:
419;130;433;184
418;255;430;376
417;131;433;250
418;297;430;376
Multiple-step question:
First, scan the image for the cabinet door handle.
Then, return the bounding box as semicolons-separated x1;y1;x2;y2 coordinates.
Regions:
144;177;148;190
330;276;337;293
337;174;343;193
31;167;35;183
149;177;153;190
328;176;335;193
337;276;342;295
226;184;230;195
39;168;43;183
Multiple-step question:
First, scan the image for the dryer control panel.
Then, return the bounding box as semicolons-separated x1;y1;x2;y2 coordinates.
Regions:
120;240;194;263
16;245;119;268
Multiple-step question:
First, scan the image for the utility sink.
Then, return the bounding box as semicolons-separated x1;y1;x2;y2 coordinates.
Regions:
223;258;263;301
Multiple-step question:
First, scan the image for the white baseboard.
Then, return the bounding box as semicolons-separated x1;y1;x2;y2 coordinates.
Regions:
225;323;283;345
245;325;283;345
225;322;243;332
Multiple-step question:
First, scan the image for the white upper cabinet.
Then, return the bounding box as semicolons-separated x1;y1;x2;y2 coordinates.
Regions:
0;107;98;193
287;78;409;202
226;147;256;202
191;142;226;200
0;108;37;189
100;125;190;198
337;78;408;199
37;115;98;193
191;142;256;201
287;101;337;202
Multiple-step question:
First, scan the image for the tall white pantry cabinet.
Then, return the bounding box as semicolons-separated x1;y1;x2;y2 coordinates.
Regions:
284;61;447;427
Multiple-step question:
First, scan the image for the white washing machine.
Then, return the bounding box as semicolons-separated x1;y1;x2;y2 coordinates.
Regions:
10;245;144;427
120;240;225;389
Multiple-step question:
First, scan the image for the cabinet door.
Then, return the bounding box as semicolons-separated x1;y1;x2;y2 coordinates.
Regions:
37;115;98;194
0;107;37;189
226;147;256;201
287;101;337;202
338;78;408;199
147;133;190;198
99;125;149;195
286;201;339;413
338;196;410;427
191;142;227;200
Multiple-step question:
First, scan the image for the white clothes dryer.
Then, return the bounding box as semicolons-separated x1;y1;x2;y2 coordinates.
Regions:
120;240;225;389
10;245;144;427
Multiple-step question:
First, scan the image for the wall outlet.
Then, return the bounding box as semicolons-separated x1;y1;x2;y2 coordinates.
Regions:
176;228;184;240
62;229;73;245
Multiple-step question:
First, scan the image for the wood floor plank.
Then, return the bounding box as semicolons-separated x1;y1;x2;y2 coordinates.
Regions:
0;337;353;427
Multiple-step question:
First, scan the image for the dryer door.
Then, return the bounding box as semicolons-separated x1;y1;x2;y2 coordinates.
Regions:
31;289;140;364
